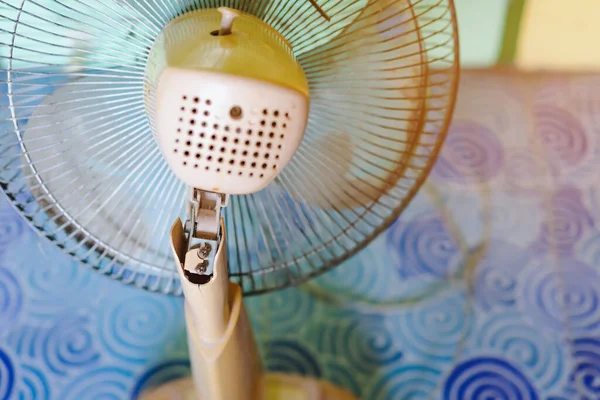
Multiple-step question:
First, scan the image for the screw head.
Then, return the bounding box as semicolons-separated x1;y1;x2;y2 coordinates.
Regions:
195;259;208;274
197;243;212;259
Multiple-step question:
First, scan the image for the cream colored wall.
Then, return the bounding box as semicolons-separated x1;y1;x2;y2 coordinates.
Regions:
454;0;510;68
516;0;600;71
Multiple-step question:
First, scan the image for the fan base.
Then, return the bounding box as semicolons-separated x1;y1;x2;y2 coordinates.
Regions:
139;372;356;400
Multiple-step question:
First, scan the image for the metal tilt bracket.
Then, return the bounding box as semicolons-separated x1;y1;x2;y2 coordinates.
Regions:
182;187;229;284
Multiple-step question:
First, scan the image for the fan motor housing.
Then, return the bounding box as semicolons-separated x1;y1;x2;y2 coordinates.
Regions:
145;9;309;194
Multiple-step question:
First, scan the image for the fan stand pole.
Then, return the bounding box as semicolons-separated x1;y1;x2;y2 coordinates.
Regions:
139;219;356;400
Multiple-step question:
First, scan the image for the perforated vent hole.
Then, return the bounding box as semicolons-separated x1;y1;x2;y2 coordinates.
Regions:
175;100;289;177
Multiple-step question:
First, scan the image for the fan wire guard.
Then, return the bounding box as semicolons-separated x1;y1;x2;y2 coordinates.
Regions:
0;0;459;295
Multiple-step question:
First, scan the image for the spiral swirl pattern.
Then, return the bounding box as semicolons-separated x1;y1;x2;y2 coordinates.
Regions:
254;287;315;336
520;258;600;334
42;315;100;375
443;357;539;400
395;294;469;361
474;241;529;311
368;365;441;400
28;260;92;320
100;296;180;364
264;340;321;377
475;266;518;311
7;325;40;359
131;359;191;399
537;188;592;255
313;251;382;298
504;149;555;195
580;232;600;267
535;105;587;169
432;121;504;183
0;268;22;333
0;348;15;400
59;367;133;400
0;207;24;252
17;363;50;400
342;317;403;374
323;359;361;397
387;215;460;279
570;337;600;400
477;313;564;391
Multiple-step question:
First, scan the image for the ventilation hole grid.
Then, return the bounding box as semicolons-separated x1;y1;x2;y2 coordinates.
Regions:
250;108;289;175
178;94;213;164
176;102;284;178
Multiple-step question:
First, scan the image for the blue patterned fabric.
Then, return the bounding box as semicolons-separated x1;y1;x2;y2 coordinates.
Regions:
2;71;600;399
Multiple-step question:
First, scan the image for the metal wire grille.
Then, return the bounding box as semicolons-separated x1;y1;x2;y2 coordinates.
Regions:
0;0;459;295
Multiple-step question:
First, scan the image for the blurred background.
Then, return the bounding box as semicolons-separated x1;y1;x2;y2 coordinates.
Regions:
2;1;600;399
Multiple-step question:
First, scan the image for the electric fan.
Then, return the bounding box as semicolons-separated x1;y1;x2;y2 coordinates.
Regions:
0;0;459;399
